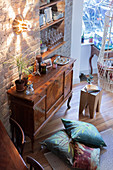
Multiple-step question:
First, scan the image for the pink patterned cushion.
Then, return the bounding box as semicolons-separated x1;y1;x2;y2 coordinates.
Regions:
73;142;100;170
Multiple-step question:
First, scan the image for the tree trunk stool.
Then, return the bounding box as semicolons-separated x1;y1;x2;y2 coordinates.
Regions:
79;86;102;118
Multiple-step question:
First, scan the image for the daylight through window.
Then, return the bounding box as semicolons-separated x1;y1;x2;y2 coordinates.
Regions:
82;0;112;40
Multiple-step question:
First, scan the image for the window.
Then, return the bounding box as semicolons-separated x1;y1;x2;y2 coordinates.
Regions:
82;0;112;39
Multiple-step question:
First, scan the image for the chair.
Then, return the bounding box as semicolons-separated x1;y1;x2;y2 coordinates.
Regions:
9;118;25;155
26;156;44;170
97;3;113;92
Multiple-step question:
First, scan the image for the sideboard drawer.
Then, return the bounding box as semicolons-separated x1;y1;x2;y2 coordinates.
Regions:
34;90;46;106
65;64;73;75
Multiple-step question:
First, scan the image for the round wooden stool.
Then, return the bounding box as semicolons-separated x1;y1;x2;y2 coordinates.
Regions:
79;86;102;118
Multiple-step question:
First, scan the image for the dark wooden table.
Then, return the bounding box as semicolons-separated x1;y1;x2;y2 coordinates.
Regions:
0;120;28;170
89;44;113;74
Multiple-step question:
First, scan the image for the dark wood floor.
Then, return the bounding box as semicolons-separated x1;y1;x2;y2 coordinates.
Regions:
23;74;113;169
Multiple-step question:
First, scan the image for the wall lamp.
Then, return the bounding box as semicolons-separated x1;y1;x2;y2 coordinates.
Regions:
12;14;31;34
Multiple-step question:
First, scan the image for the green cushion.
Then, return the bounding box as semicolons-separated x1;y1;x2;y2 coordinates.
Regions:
73;142;100;170
61;119;106;148
41;130;74;165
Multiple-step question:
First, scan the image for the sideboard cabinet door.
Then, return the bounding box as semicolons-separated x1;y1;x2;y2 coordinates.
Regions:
9;97;34;138
64;70;73;98
46;74;63;111
33;96;46;131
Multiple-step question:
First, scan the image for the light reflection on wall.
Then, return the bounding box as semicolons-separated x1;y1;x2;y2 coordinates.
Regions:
22;32;32;46
7;32;14;47
16;35;21;53
1;0;34;56
23;5;30;18
8;6;15;20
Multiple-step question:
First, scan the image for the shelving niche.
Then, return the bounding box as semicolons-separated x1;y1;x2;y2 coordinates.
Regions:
39;0;65;58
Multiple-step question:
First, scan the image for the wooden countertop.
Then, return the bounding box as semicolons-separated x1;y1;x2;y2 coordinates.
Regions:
7;56;76;102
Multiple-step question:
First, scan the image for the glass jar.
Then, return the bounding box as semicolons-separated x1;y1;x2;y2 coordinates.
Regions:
41;63;46;74
53;62;57;69
26;81;34;95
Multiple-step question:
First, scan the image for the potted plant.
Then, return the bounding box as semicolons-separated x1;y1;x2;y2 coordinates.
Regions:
14;55;33;92
14;55;25;92
22;65;33;86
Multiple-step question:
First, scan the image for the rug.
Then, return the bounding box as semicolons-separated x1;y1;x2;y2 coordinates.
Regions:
44;128;113;170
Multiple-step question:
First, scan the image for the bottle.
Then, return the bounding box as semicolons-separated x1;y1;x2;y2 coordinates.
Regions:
41;63;46;74
26;81;34;95
34;60;37;72
81;32;84;43
36;55;42;73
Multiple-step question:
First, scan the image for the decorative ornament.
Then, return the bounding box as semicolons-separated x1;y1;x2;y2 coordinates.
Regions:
12;14;31;34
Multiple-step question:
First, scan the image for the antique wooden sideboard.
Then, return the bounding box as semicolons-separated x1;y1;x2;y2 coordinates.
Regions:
7;55;76;151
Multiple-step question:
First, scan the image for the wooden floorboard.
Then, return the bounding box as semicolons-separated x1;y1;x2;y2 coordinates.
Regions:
23;74;113;169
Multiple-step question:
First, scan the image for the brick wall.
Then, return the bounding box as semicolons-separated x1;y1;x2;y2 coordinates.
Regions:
0;0;73;133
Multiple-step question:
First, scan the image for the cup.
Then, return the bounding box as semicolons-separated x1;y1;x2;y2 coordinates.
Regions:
41;63;46;74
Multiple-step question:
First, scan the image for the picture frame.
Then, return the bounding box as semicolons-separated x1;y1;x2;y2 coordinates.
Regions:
43;58;52;68
44;7;53;23
39;14;46;27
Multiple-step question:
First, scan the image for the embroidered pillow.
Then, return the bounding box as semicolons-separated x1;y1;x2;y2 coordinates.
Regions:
73;142;100;170
61;119;106;147
41;130;74;165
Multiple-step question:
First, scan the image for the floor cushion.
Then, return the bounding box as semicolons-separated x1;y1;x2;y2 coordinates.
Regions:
41;130;74;165
73;142;100;170
61;119;106;148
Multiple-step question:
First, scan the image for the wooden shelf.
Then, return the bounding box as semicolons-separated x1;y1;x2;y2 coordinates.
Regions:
42;41;66;58
40;0;65;58
40;0;64;10
40;17;64;31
